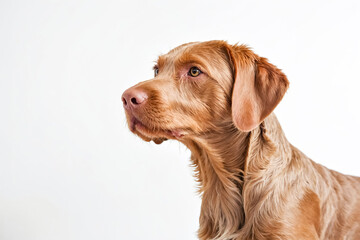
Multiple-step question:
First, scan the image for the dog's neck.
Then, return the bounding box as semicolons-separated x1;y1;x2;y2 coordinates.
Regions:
183;113;292;239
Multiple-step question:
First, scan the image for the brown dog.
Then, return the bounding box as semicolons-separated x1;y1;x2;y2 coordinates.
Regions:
122;41;360;239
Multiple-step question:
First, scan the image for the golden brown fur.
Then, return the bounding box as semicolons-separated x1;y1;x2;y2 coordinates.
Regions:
122;40;360;239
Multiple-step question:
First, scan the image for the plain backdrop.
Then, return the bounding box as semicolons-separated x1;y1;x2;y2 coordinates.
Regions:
1;0;360;239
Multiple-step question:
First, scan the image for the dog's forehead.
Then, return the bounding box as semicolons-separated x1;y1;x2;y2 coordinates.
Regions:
168;42;199;56
157;41;227;68
157;42;199;66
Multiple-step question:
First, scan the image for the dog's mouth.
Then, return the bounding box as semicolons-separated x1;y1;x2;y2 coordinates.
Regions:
128;116;185;144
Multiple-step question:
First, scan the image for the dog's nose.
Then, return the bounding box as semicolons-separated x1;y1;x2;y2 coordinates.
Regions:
122;87;148;109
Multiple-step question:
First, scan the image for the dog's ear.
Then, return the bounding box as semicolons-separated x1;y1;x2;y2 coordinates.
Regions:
226;44;289;132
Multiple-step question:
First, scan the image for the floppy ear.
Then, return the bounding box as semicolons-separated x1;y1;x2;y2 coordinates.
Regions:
227;45;289;132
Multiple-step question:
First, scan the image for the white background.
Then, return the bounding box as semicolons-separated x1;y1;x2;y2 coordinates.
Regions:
1;0;360;239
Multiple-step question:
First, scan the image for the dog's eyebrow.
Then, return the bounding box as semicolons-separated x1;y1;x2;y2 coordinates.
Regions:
156;55;209;75
156;56;166;69
175;55;210;74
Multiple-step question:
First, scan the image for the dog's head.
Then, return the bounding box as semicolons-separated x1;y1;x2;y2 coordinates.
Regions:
122;41;289;144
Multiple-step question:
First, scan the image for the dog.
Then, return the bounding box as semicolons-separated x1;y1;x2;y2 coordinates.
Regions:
122;40;360;239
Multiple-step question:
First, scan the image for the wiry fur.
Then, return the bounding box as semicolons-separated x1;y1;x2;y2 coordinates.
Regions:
122;40;360;239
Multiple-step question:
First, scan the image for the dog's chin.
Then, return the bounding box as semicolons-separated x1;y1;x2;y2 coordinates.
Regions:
128;117;185;144
135;130;168;144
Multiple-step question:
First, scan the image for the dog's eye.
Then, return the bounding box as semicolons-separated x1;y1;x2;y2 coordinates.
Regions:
154;68;159;77
188;67;202;77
